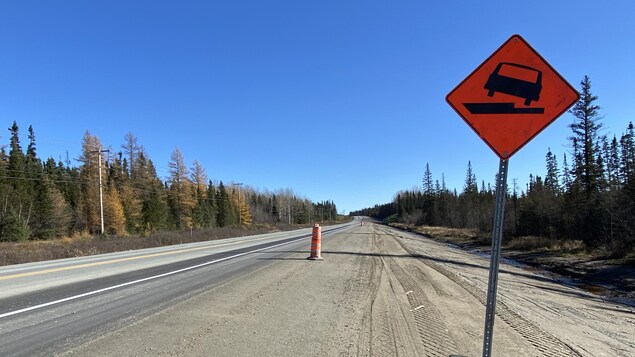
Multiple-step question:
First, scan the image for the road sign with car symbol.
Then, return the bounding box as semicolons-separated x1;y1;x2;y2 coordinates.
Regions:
446;34;579;159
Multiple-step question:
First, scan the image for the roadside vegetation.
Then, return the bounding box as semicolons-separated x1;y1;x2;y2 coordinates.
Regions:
0;220;353;266
388;224;588;257
352;76;635;261
0;121;342;263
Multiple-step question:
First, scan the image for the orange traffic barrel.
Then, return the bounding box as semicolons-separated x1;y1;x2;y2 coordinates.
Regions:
307;224;323;260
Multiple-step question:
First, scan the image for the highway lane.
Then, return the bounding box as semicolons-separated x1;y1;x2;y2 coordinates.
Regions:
0;222;356;356
0;225;347;299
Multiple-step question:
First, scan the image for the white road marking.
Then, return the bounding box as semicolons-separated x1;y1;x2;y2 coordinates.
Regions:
0;236;307;319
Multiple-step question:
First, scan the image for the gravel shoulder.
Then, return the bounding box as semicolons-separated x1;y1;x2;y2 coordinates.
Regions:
389;223;635;304
61;223;635;357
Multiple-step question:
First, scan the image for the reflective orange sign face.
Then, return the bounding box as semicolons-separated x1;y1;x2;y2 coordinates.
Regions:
446;34;580;159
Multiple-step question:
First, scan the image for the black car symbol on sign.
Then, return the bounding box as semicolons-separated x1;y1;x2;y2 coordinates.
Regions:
484;62;542;106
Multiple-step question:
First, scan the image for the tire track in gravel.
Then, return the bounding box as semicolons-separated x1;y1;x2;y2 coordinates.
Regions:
364;226;459;357
368;233;412;357
379;225;583;357
385;257;459;357
355;230;387;357
356;228;431;357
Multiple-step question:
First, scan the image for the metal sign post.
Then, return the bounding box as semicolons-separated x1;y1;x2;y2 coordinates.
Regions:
482;159;508;357
446;34;579;356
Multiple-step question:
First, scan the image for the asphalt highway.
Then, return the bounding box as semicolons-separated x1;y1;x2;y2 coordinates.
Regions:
0;222;356;357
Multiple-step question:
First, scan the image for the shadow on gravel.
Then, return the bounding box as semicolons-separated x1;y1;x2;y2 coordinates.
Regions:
522;282;599;300
256;249;634;305
323;250;561;285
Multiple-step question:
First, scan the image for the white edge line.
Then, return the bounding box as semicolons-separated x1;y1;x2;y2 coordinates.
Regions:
0;234;315;319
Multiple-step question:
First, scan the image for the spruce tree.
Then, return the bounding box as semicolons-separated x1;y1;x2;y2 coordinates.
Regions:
422;163;434;196
25;125;56;239
141;182;168;233
561;154;571;190
620;122;635;185
206;180;218;227
545;148;560;193
8;121;25;179
271;194;280;223
216;181;235;227
132;153;167;233
567;76;606;247
606;136;621;188
463;161;478;195
568;75;604;195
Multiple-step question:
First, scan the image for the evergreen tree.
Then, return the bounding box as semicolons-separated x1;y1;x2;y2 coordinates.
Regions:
23;125;56;239
216;181;235;227
422;163;434;195
545;148;560;193
120;181;142;234
271;194;280;222
561;153;571;190
6;122;28;215
461;161;479;228
130;153;166;232
620;122;635;185
569;75;604;195
141;176;169;233
567;76;606;247
206;180;218;227
31;176;55;239
26;125;37;163
606;136;621;188
7;121;25;181
463;161;478;195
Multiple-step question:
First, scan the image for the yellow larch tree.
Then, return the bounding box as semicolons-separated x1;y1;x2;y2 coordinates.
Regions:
104;182;126;235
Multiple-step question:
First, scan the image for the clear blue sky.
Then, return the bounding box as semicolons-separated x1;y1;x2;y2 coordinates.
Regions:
1;1;634;214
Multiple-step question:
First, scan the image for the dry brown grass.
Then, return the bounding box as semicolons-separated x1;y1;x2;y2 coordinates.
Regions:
504;236;585;254
0;223;323;266
389;223;588;256
389;223;485;246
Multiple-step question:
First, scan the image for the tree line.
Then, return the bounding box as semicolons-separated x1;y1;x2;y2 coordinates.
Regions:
352;76;635;255
0;126;338;241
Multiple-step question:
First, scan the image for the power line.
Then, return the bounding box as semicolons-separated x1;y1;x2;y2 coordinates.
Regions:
0;173;164;196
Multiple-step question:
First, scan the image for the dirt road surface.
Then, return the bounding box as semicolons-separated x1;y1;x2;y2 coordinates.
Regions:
62;223;635;356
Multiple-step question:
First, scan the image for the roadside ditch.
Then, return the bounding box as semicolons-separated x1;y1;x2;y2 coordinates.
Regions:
386;223;635;307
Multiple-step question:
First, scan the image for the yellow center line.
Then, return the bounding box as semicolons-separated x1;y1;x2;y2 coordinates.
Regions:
0;244;220;281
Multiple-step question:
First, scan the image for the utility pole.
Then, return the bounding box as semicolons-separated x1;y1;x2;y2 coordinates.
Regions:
233;182;243;225
92;149;110;235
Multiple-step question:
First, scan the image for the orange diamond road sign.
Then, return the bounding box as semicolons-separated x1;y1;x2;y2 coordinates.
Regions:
446;34;580;159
